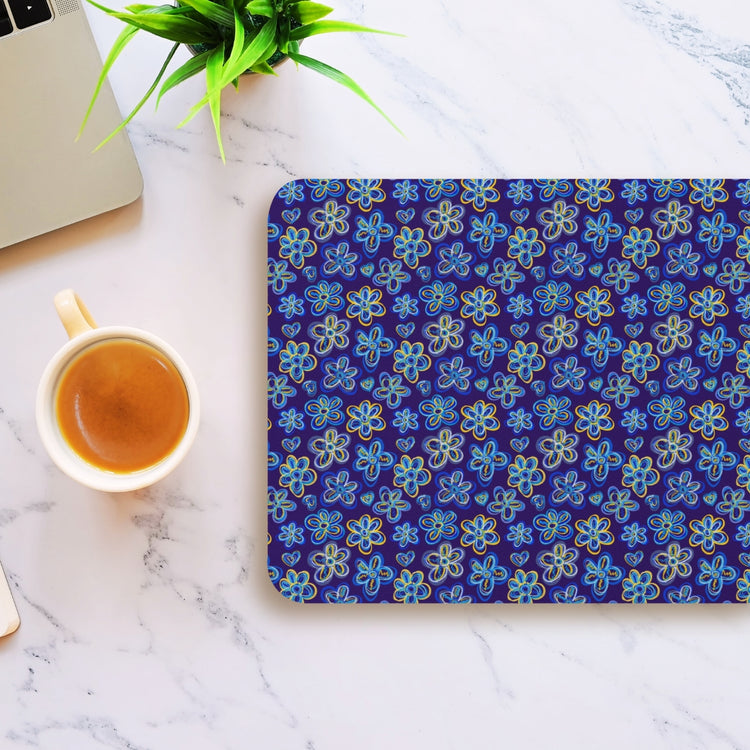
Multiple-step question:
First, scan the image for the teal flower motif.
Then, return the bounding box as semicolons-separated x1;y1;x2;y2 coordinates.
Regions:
688;514;729;554
621;226;660;268
537;200;578;241
582;553;623;600
652;199;693;240
689;178;728;211
621;570;660;603
309;542;349;584
346;514;386;554
507;570;546;603
460;514;500;553
575;179;614;211
507;226;546;268
507;340;546;383
278;570;317;602
393;455;431;497
461;178;501;210
309;200;350;241
468;210;510;254
537;543;579;583
696;553;737;599
468;553;509;600
423;543;465;584
354;553;395;600
583;211;624;255
346;179;386;211
423;199;464;240
353;210;395;255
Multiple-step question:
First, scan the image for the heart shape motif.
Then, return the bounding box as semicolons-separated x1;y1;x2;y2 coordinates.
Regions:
703;263;718;277
475;263;489;277
510;437;529;453
703;377;717;391
624;552;644;567
589;491;603;506
510;437;530;452
396;437;416;452
624;437;644;452
703;491;717;506
740;209;750;225
531;494;545;510
281;551;301;567
302;495;316;510
416;381;431;396
645;266;659;281
510;551;530;567
396;208;416;224
281;322;301;338
740;324;750;339
589;263;603;277
475;377;489;391
361;492;375;506
624;209;644;224
302;266;317;281
589;377;603;391
281;208;301;224
645;494;659;510
624;323;644;338
416;266;431;281
531;266;546;281
361;377;374;391
361;263;375;277
645;380;660;396
396;551;415;567
531;381;545;396
510;208;530;224
739;552;750;567
396;323;415;338
739;438;750;453
416;495;431;510
475;491;489;506
510;323;529;338
302;381;317;395
281;437;301;452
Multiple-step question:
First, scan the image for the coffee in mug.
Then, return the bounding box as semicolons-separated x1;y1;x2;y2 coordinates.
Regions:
37;290;200;492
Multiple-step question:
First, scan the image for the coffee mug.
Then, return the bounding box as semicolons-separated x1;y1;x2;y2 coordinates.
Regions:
36;290;200;492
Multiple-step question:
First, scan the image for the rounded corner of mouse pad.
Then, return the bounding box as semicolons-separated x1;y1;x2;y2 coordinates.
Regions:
266;178;750;604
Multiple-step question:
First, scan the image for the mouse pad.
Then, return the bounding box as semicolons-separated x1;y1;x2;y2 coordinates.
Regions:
267;178;750;603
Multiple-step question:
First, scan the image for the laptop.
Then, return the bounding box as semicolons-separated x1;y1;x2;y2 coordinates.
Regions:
0;0;142;248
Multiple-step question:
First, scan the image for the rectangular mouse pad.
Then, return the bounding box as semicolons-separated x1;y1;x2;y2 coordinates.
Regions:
267;178;750;603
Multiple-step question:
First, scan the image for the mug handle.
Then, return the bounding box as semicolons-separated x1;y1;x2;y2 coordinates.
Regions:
54;289;97;339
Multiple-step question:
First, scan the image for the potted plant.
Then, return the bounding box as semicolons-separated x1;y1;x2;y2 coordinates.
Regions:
80;0;400;161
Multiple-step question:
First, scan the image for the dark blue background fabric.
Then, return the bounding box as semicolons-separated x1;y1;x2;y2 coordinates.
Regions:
267;178;750;603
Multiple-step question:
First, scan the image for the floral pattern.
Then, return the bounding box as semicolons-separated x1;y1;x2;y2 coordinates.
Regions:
267;178;750;603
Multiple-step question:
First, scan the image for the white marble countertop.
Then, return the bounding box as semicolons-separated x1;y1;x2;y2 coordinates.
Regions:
2;0;750;747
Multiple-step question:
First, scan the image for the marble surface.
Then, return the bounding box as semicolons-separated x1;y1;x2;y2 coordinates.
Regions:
2;0;750;747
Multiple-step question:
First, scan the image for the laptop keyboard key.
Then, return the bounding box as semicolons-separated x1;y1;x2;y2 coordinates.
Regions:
0;0;13;35
7;0;51;29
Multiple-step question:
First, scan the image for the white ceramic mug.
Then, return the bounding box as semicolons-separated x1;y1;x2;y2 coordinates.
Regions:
36;290;200;492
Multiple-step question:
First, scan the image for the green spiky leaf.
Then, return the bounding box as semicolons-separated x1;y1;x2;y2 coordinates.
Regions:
156;49;211;108
205;45;226;162
94;43;180;151
290;20;402;41
245;0;272;16
174;0;233;27
287;2;332;24
78;22;139;140
288;51;401;133
87;0;215;43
